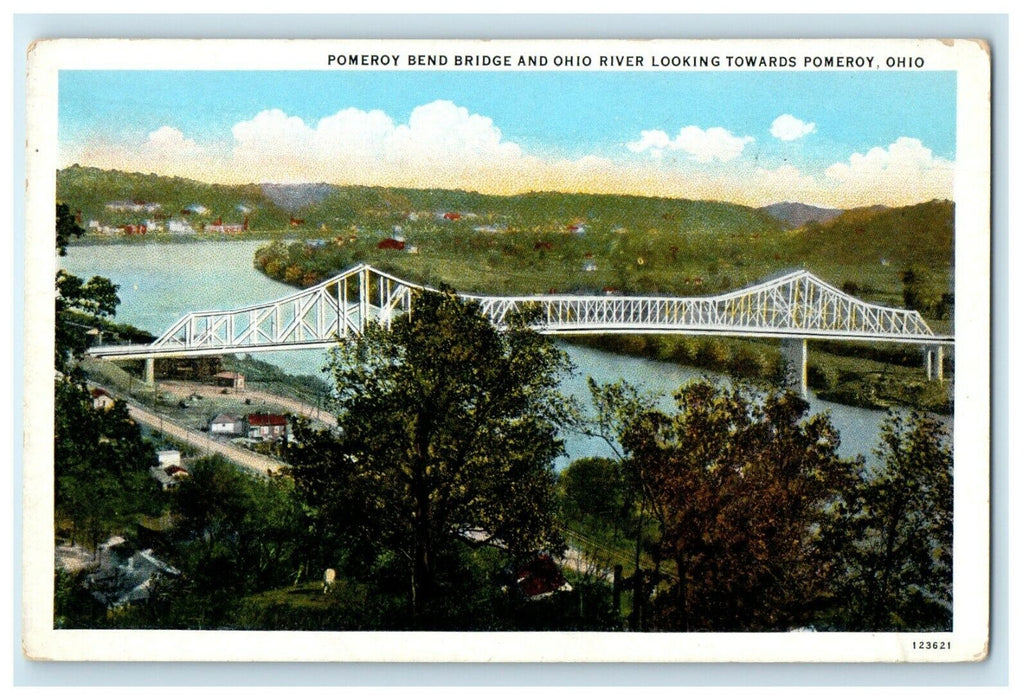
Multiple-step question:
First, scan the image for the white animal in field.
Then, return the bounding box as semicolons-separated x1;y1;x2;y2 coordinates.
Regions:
323;568;336;594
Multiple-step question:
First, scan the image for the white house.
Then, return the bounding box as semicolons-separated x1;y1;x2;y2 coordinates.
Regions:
157;450;181;468
209;413;244;436
166;219;194;234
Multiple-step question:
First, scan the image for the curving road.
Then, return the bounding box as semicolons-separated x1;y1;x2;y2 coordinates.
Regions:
123;400;286;476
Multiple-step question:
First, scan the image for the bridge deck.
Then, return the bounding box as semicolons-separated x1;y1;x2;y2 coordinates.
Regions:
87;264;953;360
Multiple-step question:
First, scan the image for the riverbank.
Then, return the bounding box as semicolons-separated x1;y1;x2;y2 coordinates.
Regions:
564;334;953;413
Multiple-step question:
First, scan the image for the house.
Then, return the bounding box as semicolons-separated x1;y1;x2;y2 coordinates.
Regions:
442;212;461;221
376;238;405;251
91;388;116;410
246;413;289;441
204;221;244;234
209;413;244;436
85;542;181;607
151;464;189;491
582;260;597;272
512;554;572;600
567;222;587;234
213;371;246;391
157;450;181;468
289;217;305;227
106;200;161;214
166;219;194;234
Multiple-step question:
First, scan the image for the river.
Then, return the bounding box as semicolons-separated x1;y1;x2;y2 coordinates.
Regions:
61;238;946;468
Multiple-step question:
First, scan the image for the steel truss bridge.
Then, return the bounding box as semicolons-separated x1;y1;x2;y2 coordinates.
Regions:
87;263;952;389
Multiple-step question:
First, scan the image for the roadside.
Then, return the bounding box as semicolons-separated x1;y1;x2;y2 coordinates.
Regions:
120;394;286;476
159;380;337;427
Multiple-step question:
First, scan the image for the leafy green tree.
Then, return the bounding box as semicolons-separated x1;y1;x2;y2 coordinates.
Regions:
287;289;570;616
56;270;121;371
164;456;310;628
54;378;162;552
619;380;859;631
901;265;935;315
56;202;83;256
566;377;658;628
828;411;953;631
559;457;626;529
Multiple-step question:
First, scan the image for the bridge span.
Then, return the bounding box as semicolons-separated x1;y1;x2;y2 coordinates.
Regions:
86;263;952;394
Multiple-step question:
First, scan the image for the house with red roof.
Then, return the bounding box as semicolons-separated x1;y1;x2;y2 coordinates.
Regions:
512;554;572;600
246;413;289;441
91;388;116;410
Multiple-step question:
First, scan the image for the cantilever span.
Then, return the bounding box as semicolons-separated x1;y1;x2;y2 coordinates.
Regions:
87;263;951;361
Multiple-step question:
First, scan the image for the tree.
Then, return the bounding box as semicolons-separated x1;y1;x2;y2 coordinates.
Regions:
54;378;162;552
56;270;121;371
901;265;935;315
53;202;159;564
828;411;953;631
56;202;84;256
286;289;570;616
165;456;310;629
618;380;859;631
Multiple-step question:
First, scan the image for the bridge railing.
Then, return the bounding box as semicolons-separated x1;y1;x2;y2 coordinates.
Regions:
88;264;948;359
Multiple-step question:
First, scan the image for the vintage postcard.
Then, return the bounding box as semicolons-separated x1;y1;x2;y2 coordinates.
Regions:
23;38;990;662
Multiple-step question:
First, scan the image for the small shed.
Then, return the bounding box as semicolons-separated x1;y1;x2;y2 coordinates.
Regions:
91;388;116;410
157;450;181;468
213;371;246;391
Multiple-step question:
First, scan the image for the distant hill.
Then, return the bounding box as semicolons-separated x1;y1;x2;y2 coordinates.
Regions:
56;165;785;238
260;183;336;212
788;199;954;271
760;202;843;229
57;165;290;228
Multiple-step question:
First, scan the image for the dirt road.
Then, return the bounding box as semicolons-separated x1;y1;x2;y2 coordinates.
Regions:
159;380;337;427
125;402;285;476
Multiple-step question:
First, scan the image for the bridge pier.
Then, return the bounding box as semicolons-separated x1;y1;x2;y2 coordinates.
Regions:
781;338;808;396
924;344;945;382
144;357;155;385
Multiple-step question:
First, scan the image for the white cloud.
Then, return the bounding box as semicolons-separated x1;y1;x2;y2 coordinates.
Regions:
669;126;754;163
62;106;951;208
824;137;953;205
141;126;204;158
626;129;671;158
770;114;816;142
627;126;753;163
225;100;526;185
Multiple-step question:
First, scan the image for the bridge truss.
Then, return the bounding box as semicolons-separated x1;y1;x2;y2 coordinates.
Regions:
88;263;948;361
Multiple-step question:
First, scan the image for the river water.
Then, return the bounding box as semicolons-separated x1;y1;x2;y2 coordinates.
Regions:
61;238;947;468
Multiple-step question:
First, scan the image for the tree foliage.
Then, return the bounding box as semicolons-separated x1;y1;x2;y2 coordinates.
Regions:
618;380;860;631
827;411;954;631
286;289;571;615
54;378;162;551
56;202;84;256
164;456;311;628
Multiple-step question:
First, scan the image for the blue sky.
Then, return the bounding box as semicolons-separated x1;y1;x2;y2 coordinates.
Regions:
59;69;957;207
